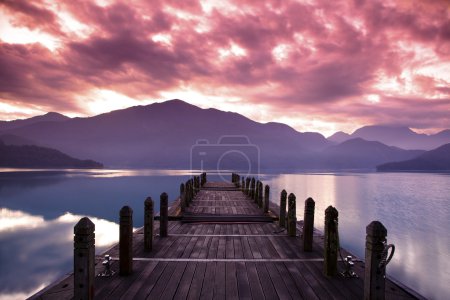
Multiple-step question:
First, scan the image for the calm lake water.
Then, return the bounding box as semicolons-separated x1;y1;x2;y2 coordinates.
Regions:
0;169;449;299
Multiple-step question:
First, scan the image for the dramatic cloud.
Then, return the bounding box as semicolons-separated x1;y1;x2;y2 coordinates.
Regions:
0;0;449;135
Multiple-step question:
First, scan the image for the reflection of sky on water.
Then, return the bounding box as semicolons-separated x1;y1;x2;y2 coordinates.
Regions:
264;172;450;300
0;170;449;299
0;208;119;300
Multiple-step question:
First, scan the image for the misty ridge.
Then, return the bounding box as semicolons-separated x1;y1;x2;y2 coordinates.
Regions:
1;99;449;171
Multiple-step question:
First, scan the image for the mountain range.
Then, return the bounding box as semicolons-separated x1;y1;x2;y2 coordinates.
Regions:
0;99;449;171
328;126;450;150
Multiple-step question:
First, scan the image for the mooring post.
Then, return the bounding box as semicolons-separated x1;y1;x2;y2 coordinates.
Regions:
255;180;261;207
364;221;388;300
160;192;168;237
263;185;270;213
279;190;287;228
74;217;95;300
120;206;133;275
246;178;250;195
180;183;186;213
303;197;315;252
144;197;154;252
288;193;297;237
250;178;255;199
324;206;339;276
258;181;264;208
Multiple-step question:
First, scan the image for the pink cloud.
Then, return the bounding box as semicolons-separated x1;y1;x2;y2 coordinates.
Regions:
0;0;449;133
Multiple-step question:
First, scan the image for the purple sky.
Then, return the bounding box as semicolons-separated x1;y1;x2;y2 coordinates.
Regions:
1;0;449;136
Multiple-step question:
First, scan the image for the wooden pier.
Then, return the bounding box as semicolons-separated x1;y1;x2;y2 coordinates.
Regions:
32;174;421;299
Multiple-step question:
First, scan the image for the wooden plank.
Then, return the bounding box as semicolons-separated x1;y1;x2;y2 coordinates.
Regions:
225;262;239;299
245;262;265;299
173;262;197;300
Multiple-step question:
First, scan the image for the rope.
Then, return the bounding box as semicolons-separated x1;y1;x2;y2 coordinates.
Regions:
378;243;395;270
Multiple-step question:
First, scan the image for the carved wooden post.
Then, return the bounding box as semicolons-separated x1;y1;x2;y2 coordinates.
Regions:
254;180;259;203
263;185;270;213
180;183;186;213
324;206;339;276
279;190;287;228
250;178;255;199
120;206;133;275
160;192;168;237
287;193;297;237
74;217;95;300
190;179;194;201
364;221;388;300
258;182;264;208
246;178;250;196
303;197;315;252
144;197;154;252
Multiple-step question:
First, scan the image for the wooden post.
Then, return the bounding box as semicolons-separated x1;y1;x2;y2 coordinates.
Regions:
257;182;263;208
74;217;95;300
287;193;296;237
254;181;259;203
180;183;186;213
250;178;255;199
263;185;270;213
303;197;315;252
144;197;154;252
241;178;245;192
160;192;168;237
245;178;250;195
190;179;194;200
120;206;133;275
184;181;190;207
324;206;338;277
364;221;388;300
279;190;287;228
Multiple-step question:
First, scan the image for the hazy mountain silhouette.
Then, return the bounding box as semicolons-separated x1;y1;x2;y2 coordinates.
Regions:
2;100;331;169
313;138;425;169
328;131;351;144
0;134;37;146
0;112;69;131
1;100;442;170
328;125;450;150
0;140;102;169
377;143;450;171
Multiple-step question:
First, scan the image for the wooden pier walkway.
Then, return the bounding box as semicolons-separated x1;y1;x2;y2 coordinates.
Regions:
33;180;420;299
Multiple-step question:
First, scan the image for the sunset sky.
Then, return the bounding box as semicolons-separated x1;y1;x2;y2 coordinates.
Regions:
0;0;449;136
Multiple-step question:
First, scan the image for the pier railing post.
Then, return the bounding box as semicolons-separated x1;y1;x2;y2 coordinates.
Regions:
245;178;250;195
160;192;168;237
303;197;315;252
120;206;133;275
255;181;260;204
258;182;263;207
364;221;388;300
180;183;186;213
263;185;270;213
74;217;95;300
279;190;287;228
324;206;338;276
288;193;297;237
250;178;255;199
144;197;154;252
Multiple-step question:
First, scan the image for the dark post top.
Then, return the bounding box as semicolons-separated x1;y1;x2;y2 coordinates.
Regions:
74;217;95;235
120;206;133;217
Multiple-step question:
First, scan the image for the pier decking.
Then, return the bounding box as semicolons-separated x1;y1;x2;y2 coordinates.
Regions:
33;180;419;299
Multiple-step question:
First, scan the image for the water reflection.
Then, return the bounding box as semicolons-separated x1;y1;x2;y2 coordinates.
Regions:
265;172;450;300
0;171;449;299
0;208;119;300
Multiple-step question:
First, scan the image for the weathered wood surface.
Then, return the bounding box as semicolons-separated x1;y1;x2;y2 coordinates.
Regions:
33;181;420;300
